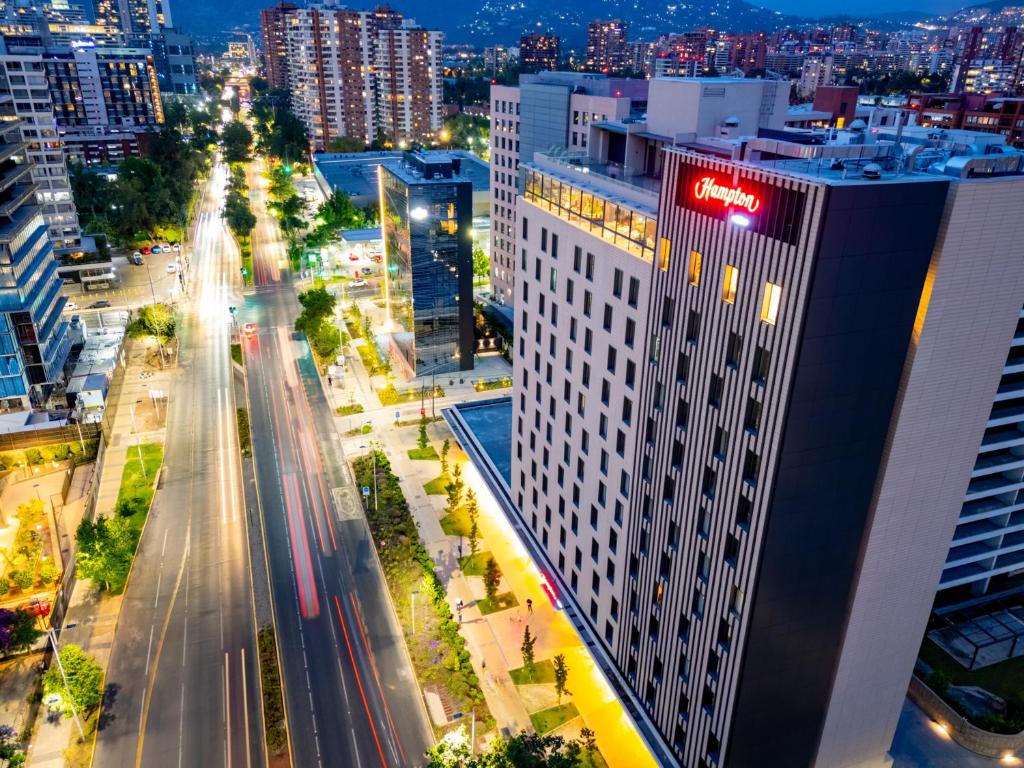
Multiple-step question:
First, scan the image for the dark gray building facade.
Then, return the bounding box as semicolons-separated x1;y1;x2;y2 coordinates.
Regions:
380;151;474;377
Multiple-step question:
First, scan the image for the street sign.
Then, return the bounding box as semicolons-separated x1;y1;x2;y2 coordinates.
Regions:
362;486;370;497
394;411;400;420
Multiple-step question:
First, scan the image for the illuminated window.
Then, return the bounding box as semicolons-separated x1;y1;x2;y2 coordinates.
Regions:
687;250;702;286
658;237;671;272
722;265;738;304
761;282;782;325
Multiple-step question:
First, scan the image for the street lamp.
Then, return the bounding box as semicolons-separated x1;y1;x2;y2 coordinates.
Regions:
359;443;378;513
411;589;419;634
130;400;147;481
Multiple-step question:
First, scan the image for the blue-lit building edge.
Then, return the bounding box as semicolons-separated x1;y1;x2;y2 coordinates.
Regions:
0;219;69;399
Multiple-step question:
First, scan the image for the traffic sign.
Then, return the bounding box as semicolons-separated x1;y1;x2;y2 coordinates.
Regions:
362;486;370;497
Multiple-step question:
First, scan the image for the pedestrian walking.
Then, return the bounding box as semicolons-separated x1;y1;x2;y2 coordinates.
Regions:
526;598;533;614
328;376;333;387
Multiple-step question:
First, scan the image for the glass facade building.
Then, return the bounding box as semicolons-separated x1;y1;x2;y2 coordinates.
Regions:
380;151;474;377
0;86;69;409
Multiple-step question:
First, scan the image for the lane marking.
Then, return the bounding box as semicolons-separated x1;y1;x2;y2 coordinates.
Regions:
241;648;252;768
333;594;388;768
224;651;232;768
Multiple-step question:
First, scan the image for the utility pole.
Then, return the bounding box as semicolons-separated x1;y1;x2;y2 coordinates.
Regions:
47;628;85;741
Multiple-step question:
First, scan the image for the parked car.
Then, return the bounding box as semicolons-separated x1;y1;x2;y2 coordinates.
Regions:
370;254;383;263
166;263;178;273
152;245;162;254
88;300;111;309
64;301;78;312
171;243;181;252
350;279;368;288
140;245;152;254
242;322;257;337
19;598;51;617
130;253;144;266
348;254;360;261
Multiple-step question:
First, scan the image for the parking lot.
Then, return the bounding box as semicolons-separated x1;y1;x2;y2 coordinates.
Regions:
62;245;187;314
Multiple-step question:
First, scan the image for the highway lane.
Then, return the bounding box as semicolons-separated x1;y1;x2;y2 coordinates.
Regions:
242;161;433;768
94;161;264;768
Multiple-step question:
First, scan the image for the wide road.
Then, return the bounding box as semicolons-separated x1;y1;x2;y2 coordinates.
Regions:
95;160;264;768
242;161;433;768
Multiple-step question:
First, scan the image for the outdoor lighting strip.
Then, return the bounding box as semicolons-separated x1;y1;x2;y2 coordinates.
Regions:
376;164;391;324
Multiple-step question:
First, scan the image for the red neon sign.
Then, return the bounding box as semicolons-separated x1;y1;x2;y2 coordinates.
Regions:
693;175;761;214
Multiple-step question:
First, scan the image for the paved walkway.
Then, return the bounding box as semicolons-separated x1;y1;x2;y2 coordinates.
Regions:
325;326;654;766
890;697;1009;767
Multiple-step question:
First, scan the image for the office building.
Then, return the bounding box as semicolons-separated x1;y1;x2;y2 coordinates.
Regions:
0;48;80;251
585;20;629;75
149;28;197;95
909;91;1024;149
518;32;558;73
277;3;442;151
258;1;295;90
379;151;474;378
0;73;70;410
488;71;648;307
509;76;1024;766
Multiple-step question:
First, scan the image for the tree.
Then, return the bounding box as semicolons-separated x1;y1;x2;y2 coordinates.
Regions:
0;724;25;767
466;489;480;558
520;624;536;674
427;730;588;767
579;728;597;761
444;463;463;516
309;321;341;362
472;245;489;280
221;121;253;163
326;135;366;153
42;644;104;715
553;653;570;704
130;303;175;340
483;556;501;603
0;608;42;655
224;192;256;240
75;514;136;592
417;416;430;451
440;438;451;477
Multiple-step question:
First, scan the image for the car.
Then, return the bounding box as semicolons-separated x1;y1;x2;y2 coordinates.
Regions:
166;263;178;273
130;253;144;266
88;300;111;309
140;246;152;254
242;322;257;337
540;575;563;610
132;250;142;259
64;301;78;312
370;254;383;263
172;243;181;252
19;598;51;617
350;279;368;288
151;245;162;254
348;254;360;261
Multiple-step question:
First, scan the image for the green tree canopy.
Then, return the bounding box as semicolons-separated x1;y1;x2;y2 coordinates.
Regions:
221;120;253;163
43;644;104;715
75;514;136;592
0;608;42;655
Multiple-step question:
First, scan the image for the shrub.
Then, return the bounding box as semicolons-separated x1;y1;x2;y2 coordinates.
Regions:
24;449;42;466
10;571;33;591
0;579;8;596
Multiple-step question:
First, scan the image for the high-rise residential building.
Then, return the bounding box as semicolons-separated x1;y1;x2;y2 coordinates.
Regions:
730;32;767;74
379;150;474;377
962;58;1018;93
585;19;629;75
258;1;295;91
374;24;443;147
0;47;80;252
798;53;834;97
508;75;1024;767
954;25;985;92
518;32;559;73
0;69;70;410
487;71;648;307
42;46;164;128
276;3;442;151
483;44;513;75
625;39;655;77
908;91;1024;149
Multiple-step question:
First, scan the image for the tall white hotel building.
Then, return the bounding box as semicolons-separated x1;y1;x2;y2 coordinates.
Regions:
508;77;1024;766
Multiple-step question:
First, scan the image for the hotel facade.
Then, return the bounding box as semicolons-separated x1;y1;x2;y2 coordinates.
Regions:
509;77;1024;766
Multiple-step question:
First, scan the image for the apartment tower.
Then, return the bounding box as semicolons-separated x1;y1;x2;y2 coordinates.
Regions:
259;1;296;90
585;19;629;75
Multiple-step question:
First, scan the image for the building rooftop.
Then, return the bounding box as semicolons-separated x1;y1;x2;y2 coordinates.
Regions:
314;149;489;198
381;149;491;190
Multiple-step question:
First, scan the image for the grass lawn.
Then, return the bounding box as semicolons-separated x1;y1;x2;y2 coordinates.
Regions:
258;625;288;756
344;424;373;437
116;442;164;534
919;637;1024;704
424;474;449;495
477;592;518;615
440;506;471;536
63;705;101;768
529;702;579;734
230;343;243;367
336;403;364;417
236;409;251;458
509;658;557;685
459;551;491;576
407;446;439;461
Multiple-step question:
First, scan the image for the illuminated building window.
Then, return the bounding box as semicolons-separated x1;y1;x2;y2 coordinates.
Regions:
761;282;782;325
658;237;671;272
722;264;738;304
687;249;702;286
